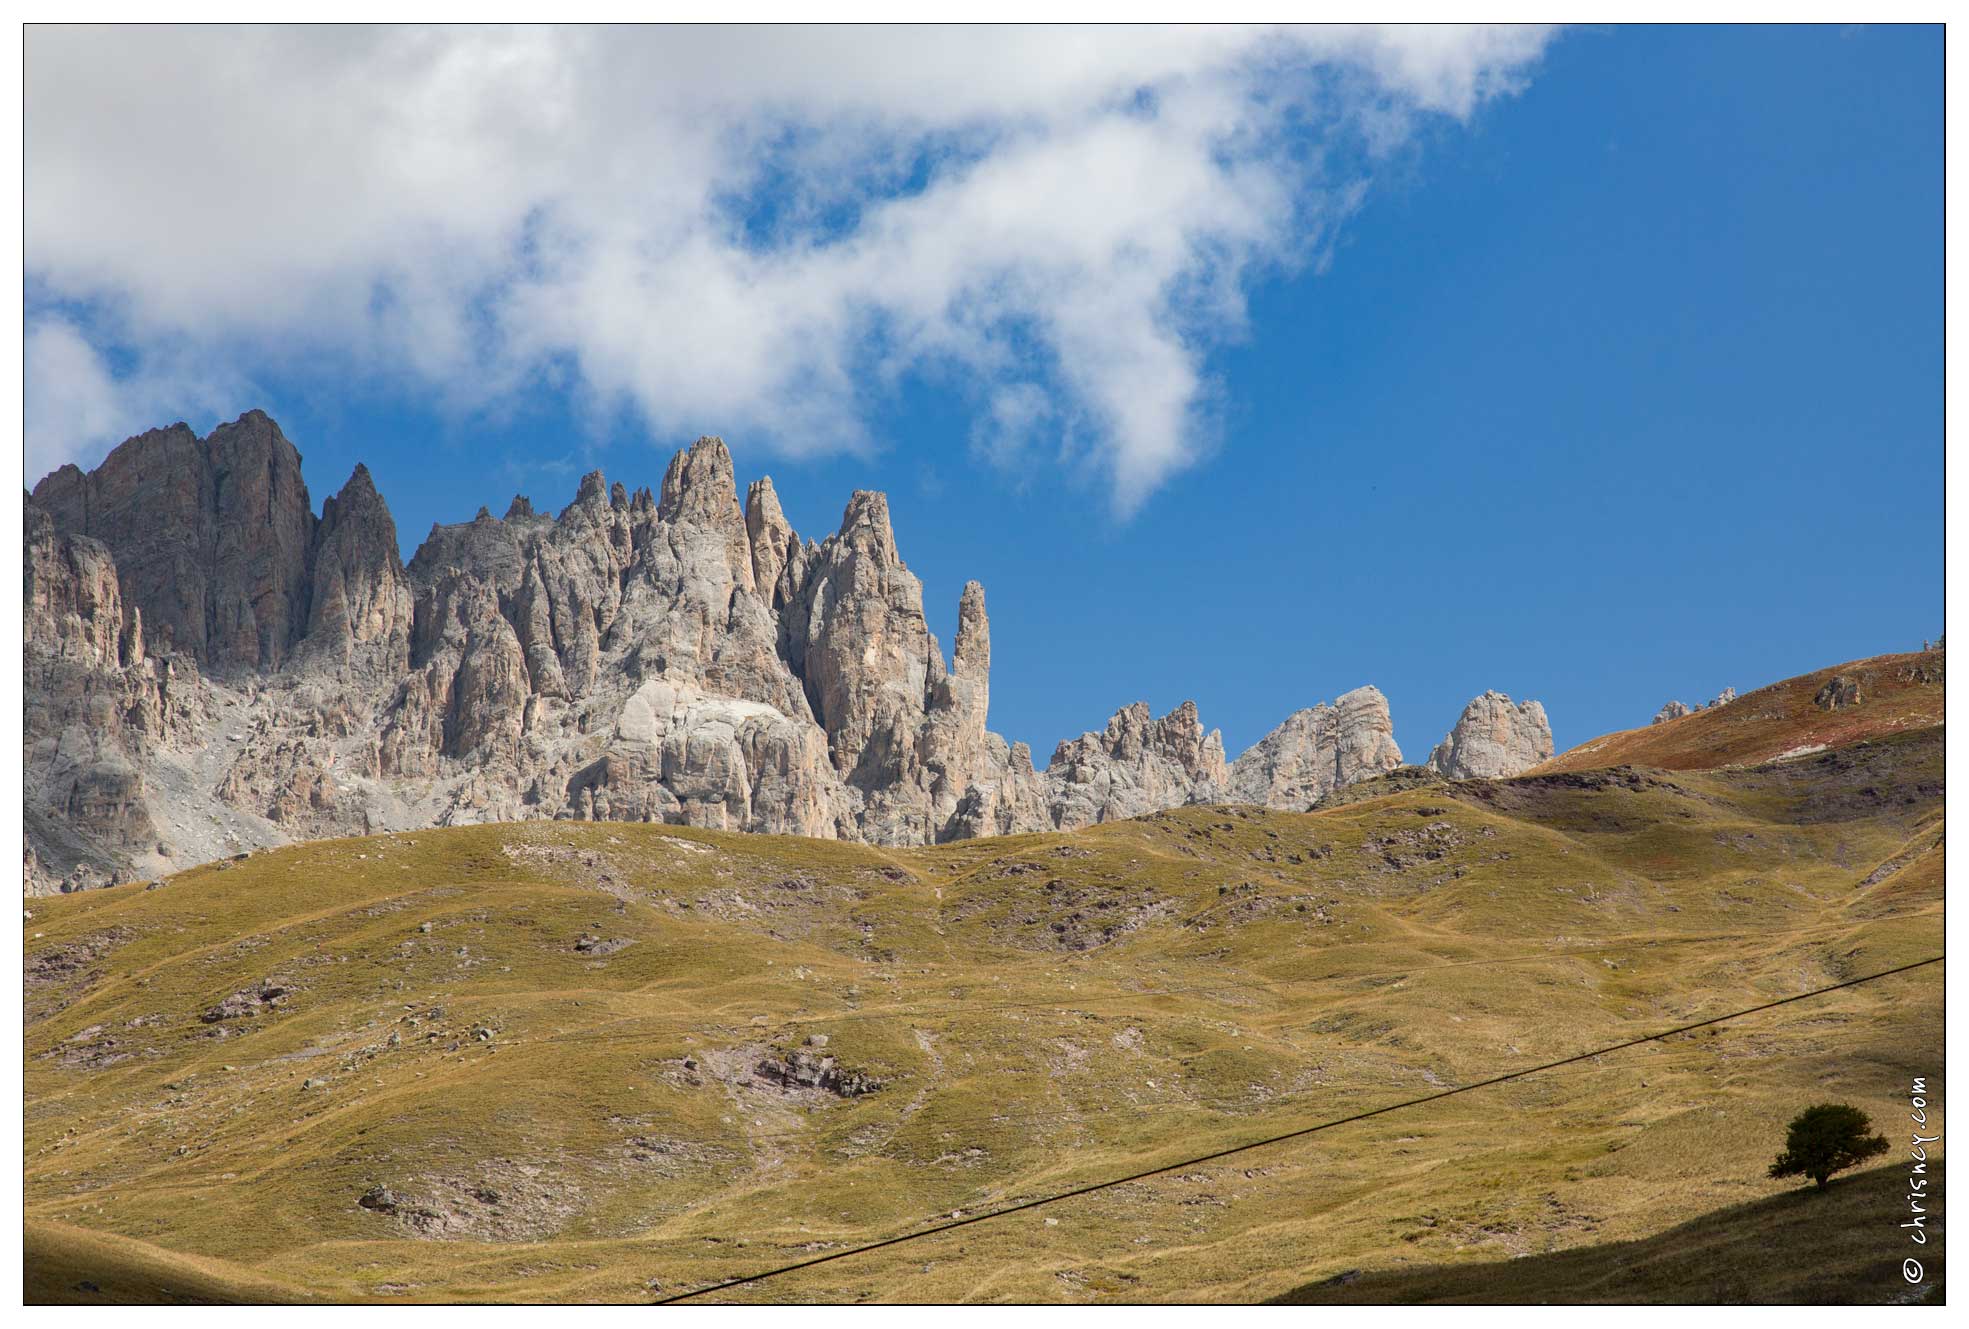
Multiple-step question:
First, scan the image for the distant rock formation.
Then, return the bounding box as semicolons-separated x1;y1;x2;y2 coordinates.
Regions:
1814;676;1863;711
22;411;1531;892
1651;686;1736;726
32;411;317;675
1041;699;1230;831
1227;686;1403;809
1425;691;1553;779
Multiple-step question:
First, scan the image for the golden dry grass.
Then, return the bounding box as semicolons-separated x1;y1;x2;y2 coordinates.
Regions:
23;725;1944;1304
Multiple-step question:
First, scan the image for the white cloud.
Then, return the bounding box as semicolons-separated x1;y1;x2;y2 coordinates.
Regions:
24;24;1555;508
23;317;244;480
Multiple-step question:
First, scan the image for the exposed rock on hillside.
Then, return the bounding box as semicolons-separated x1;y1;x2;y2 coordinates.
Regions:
1815;676;1862;711
1653;700;1695;725
595;677;843;835
21;411;1543;891
31;411;316;675
301;463;413;678
1227;687;1404;809
1543;647;1942;776
24;507;201;891
754;1036;881;1098
1652;687;1737;726
1041;700;1230;832
1426;692;1553;780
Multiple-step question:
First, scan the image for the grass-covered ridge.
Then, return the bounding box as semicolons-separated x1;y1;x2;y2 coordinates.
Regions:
24;726;1944;1303
1541;645;1944;773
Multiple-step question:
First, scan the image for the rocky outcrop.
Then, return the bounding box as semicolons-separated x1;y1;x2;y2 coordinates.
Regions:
31;411;316;675
1652;686;1736;726
23;505;201;892
589;677;844;834
1425;691;1553;779
743;477;798;608
1041;700;1230;832
25;505;127;672
754;1035;880;1098
916;580;1010;837
1815;676;1862;711
781;490;943;837
24;411;1549;890
1227;686;1403;809
944;739;1050;840
301;464;413;678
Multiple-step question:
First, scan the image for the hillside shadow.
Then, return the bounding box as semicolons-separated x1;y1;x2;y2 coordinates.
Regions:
1270;1160;1943;1305
25;1219;318;1305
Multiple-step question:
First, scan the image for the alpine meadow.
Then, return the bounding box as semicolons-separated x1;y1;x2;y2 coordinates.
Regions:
17;21;1947;1311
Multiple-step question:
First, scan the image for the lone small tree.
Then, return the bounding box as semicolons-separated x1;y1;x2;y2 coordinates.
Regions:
1768;1103;1889;1190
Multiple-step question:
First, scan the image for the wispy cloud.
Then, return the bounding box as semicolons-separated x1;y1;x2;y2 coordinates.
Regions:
25;24;1555;507
23;315;246;480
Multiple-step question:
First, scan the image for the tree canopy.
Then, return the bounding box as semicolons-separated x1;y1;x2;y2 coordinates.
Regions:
1768;1103;1890;1189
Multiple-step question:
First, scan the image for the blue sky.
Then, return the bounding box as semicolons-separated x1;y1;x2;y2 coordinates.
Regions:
24;25;1941;761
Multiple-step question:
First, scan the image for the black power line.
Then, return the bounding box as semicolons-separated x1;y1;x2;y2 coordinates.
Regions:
655;953;1943;1303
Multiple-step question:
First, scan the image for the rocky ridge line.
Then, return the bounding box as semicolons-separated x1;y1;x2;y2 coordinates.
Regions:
24;412;1551;892
1651;687;1738;726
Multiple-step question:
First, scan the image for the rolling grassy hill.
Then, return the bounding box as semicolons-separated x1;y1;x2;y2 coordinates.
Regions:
1539;645;1944;774
24;699;1944;1302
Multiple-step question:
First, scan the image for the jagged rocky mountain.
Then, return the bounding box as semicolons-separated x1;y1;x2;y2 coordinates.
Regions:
23;412;1552;893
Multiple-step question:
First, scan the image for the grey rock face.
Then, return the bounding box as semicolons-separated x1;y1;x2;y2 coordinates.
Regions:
781;490;939;828
593;676;844;835
1227;686;1404;809
1425;691;1553;780
1652;686;1735;726
24;505;202;893
1815;676;1862;711
743;477;797;609
966;688;1398;837
1652;700;1695;725
1333;685;1405;789
24;412;1528;887
31;411;316;675
301;464;413;678
1040;700;1230;832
